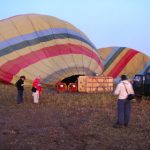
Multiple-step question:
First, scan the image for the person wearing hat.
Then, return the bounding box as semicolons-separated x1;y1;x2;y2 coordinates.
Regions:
32;75;42;103
16;75;26;104
113;75;134;128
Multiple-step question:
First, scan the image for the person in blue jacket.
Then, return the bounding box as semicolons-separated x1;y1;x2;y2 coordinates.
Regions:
16;76;26;104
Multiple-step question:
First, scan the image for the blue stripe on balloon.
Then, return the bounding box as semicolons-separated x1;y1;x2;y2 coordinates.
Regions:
103;47;120;66
0;28;96;50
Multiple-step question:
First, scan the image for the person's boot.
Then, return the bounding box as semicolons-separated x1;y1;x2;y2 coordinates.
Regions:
112;123;122;128
124;123;128;127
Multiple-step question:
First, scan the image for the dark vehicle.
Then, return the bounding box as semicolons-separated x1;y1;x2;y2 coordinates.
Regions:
132;73;150;96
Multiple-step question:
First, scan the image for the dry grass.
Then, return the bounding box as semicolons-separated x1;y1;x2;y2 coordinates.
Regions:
0;84;150;150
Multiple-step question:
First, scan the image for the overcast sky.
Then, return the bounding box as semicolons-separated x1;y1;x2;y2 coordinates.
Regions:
0;0;150;56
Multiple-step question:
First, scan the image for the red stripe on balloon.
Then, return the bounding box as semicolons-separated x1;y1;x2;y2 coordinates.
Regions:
107;49;139;78
0;44;103;82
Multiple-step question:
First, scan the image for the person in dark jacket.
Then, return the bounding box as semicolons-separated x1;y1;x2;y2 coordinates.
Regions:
16;76;26;104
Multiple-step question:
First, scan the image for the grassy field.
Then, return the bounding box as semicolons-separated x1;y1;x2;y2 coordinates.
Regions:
0;84;150;150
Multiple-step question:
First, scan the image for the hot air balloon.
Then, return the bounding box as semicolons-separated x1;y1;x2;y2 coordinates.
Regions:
0;14;103;85
98;47;150;79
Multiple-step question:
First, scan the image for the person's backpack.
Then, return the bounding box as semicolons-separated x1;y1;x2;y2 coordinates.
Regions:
127;94;135;101
31;87;36;92
123;83;135;101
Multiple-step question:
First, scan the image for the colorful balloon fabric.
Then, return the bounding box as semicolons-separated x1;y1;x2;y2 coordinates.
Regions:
0;14;103;85
0;14;149;85
98;47;150;79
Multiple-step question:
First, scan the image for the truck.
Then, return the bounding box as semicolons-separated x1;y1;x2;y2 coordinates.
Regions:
132;72;150;96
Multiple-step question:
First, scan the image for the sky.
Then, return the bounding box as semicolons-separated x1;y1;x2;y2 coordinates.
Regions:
0;0;150;56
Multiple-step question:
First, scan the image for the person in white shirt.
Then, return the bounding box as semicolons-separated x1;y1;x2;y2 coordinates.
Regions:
113;75;134;128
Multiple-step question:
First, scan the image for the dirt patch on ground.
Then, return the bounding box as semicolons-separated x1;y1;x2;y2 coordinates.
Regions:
0;85;150;150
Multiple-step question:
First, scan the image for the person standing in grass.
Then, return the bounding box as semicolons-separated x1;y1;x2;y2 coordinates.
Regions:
16;75;26;104
32;75;42;104
113;74;134;128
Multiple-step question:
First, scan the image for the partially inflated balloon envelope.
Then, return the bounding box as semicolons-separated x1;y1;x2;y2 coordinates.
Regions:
98;47;150;79
0;14;103;85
